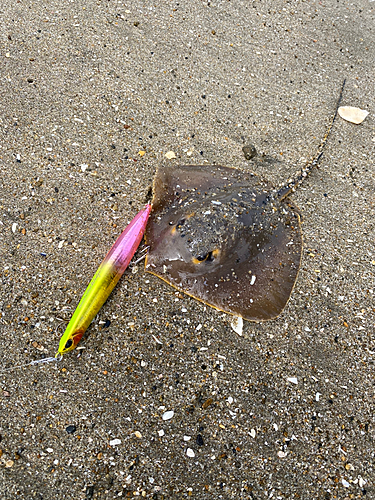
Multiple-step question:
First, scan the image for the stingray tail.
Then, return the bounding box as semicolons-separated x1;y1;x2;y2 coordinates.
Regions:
275;79;346;202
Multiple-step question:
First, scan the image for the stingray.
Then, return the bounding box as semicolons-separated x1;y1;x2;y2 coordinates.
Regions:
145;82;345;321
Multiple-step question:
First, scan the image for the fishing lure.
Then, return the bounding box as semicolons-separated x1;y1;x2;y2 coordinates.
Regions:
56;204;151;357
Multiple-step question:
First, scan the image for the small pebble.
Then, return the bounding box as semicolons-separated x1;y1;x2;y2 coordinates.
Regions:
158;430;165;437
66;425;76;434
5;460;14;467
162;410;174;421
242;144;257;160
250;429;256;438
202;398;213;409
277;451;287;458
109;438;122;446
183;436;191;441
134;431;142;439
186;448;195;458
85;485;94;499
196;434;204;446
342;478;350;488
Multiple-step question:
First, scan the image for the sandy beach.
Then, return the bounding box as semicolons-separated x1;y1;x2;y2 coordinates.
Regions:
0;1;374;498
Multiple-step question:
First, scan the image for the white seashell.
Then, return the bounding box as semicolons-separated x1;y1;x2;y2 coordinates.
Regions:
165;151;176;159
162;410;174;421
231;316;243;336
338;106;369;124
287;377;298;385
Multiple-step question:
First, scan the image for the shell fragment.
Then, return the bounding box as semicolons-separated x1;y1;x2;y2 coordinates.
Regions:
338;106;369;124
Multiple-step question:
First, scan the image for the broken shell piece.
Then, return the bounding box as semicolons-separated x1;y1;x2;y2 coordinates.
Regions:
162;410;174;421
338;106;369;124
231;316;243;336
165;151;177;159
287;377;298;385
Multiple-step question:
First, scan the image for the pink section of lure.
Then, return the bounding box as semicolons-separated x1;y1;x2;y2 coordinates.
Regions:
105;203;152;273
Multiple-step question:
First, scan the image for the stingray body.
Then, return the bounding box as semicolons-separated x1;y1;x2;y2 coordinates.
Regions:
145;81;345;321
146;165;301;320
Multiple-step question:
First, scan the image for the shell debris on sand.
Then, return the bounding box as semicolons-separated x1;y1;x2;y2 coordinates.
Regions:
162;410;174;421
109;438;121;446
287;377;298;385
231;316;243;336
338;106;369;124
165;151;176;159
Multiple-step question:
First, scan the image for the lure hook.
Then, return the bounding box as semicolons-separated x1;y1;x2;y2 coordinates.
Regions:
0;354;62;374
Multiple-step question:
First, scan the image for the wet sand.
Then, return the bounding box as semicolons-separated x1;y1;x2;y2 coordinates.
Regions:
0;1;374;498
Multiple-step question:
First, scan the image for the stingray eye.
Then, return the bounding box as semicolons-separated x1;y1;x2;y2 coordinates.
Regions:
196;253;209;262
193;251;216;264
64;339;73;350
